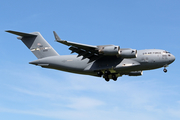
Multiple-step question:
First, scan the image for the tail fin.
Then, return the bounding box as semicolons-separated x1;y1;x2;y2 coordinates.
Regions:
6;30;59;59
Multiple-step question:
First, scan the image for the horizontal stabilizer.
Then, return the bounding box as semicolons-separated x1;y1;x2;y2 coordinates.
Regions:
6;30;37;37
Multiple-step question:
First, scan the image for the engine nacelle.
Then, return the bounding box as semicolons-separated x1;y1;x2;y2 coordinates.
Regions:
99;46;120;56
120;49;137;58
128;71;143;76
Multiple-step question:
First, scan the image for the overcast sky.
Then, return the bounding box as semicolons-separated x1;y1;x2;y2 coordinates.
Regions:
0;0;180;120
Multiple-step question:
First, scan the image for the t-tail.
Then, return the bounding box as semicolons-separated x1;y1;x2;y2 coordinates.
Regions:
6;30;59;59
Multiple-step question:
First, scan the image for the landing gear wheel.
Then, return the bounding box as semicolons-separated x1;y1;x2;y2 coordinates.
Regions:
104;74;110;82
104;70;110;82
163;69;167;73
105;77;110;82
97;71;103;77
104;70;110;75
112;74;117;81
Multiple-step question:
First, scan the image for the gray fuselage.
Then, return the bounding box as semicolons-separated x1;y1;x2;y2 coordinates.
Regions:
30;49;175;77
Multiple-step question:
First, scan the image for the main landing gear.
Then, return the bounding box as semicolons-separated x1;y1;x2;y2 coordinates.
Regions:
112;74;117;81
97;70;117;82
104;75;110;82
104;70;110;82
97;71;103;77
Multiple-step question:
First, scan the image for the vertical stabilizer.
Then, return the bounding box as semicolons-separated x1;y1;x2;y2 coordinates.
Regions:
6;30;59;59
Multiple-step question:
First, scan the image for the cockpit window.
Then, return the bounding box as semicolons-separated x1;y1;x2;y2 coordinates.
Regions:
163;51;170;54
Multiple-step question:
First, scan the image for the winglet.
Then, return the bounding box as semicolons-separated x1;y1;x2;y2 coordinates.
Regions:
53;31;62;42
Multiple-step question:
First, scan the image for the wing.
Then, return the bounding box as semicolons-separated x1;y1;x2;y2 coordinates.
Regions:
53;31;102;62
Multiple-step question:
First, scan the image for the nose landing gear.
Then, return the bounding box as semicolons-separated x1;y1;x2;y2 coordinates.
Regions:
163;68;167;73
163;65;168;73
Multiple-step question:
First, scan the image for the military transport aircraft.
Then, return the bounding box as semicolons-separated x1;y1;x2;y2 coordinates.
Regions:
6;30;175;81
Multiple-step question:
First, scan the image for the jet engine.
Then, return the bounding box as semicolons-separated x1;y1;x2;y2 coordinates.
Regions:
127;71;143;76
99;46;120;56
99;46;137;58
120;49;137;58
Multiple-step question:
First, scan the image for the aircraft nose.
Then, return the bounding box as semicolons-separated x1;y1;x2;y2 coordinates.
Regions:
170;54;175;63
